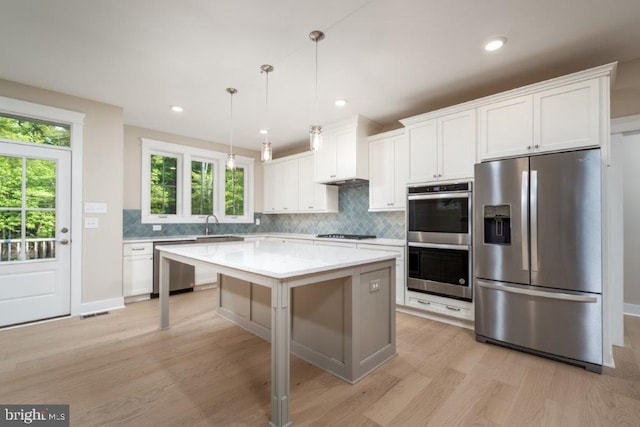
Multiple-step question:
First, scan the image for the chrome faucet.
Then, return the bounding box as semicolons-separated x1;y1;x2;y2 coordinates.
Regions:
204;214;219;235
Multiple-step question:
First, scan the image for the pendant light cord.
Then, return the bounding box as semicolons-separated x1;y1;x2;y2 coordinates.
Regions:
265;71;269;143
314;39;319;124
229;91;234;155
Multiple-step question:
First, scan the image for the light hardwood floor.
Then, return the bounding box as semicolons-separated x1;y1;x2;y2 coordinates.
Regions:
1;289;639;426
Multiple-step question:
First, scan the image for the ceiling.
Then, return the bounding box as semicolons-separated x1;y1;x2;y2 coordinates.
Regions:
2;0;640;155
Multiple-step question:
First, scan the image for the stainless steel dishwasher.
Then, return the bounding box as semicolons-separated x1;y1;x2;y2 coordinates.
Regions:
152;236;243;297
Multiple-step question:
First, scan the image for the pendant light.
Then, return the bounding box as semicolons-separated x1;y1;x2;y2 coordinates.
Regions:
309;30;325;151
260;64;274;162
226;87;237;170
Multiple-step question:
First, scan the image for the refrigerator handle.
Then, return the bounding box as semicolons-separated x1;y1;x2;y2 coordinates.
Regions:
531;170;539;272
521;171;529;271
477;280;599;303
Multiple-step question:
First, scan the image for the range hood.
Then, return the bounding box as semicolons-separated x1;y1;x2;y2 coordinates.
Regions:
313;115;382;185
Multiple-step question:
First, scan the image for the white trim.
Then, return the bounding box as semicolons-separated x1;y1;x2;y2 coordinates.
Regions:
80;297;125;316
0;96;85;124
0;96;84;318
624;303;640;317
611;115;640;134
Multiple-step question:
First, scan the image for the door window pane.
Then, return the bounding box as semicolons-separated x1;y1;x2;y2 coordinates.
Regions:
26;159;56;208
26;211;56;260
191;160;214;215
0;114;70;147
0;210;22;262
225;167;245;216
0;155;22;208
150;155;178;215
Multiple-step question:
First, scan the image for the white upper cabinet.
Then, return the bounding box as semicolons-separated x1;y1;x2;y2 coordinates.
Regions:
263;152;337;214
533;78;600;152
407;119;438;183
368;129;409;211
298;154;338;212
478;66;610;161
314;115;382;184
478;95;533;160
402;109;475;183
438;110;476;180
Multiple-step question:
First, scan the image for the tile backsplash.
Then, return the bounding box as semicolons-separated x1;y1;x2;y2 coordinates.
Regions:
123;183;406;239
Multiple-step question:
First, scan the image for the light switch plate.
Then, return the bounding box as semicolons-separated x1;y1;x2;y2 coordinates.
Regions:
152;225;162;231
84;202;107;214
84;217;99;228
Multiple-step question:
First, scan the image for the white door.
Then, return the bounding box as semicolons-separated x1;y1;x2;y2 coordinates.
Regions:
0;141;71;327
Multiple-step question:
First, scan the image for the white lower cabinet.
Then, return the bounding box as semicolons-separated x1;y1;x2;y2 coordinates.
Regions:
123;243;153;298
404;290;474;322
357;243;405;306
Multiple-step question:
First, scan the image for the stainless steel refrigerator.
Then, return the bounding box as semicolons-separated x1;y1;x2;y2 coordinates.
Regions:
474;149;602;373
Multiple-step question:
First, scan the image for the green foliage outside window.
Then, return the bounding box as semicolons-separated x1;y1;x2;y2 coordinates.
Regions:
0;155;57;240
225;167;244;216
150;155;177;215
191;161;214;215
0;114;70;147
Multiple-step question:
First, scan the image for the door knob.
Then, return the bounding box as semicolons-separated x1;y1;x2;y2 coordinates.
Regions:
58;239;69;245
60;227;69;233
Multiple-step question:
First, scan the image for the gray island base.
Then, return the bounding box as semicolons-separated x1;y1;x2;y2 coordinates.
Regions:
157;240;397;427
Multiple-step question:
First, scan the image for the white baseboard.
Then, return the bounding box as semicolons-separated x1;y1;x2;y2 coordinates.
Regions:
79;297;125;316
624;303;640;317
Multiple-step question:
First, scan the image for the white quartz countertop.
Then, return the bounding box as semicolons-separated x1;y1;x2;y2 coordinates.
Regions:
124;233;405;247
155;240;398;279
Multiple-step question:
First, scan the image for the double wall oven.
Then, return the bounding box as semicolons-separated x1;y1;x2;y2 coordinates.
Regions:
406;182;472;301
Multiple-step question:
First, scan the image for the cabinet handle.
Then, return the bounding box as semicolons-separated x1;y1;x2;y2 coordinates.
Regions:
446;305;461;312
308;206;314;209
534;144;539;148
527;145;532;150
438;174;442;177
417;299;431;305
432;174;437;178
330;174;336;178
131;247;145;251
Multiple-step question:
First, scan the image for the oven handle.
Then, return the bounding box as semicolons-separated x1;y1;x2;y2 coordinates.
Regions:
408;242;470;251
407;193;471;201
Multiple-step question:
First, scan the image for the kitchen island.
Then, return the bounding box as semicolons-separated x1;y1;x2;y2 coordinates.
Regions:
156;240;397;427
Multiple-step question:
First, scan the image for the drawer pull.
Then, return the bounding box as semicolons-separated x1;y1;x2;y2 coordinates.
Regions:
131;247;145;251
417;299;431;305
446;305;461;312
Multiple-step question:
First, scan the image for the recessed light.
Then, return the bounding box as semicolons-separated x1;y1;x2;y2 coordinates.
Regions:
484;37;507;52
170;105;184;113
334;99;348;107
259;129;268;135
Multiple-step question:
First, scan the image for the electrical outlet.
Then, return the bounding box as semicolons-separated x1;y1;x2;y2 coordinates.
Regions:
369;279;380;293
152;224;161;231
255;217;261;226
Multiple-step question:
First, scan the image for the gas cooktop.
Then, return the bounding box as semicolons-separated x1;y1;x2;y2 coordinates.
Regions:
316;234;377;240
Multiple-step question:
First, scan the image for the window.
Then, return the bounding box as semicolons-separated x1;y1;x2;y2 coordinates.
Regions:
0;113;71;147
141;138;254;223
150;155;178;215
225;167;244;216
191;160;215;216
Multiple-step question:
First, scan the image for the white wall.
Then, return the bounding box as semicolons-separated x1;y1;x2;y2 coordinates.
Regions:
620;131;640;313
